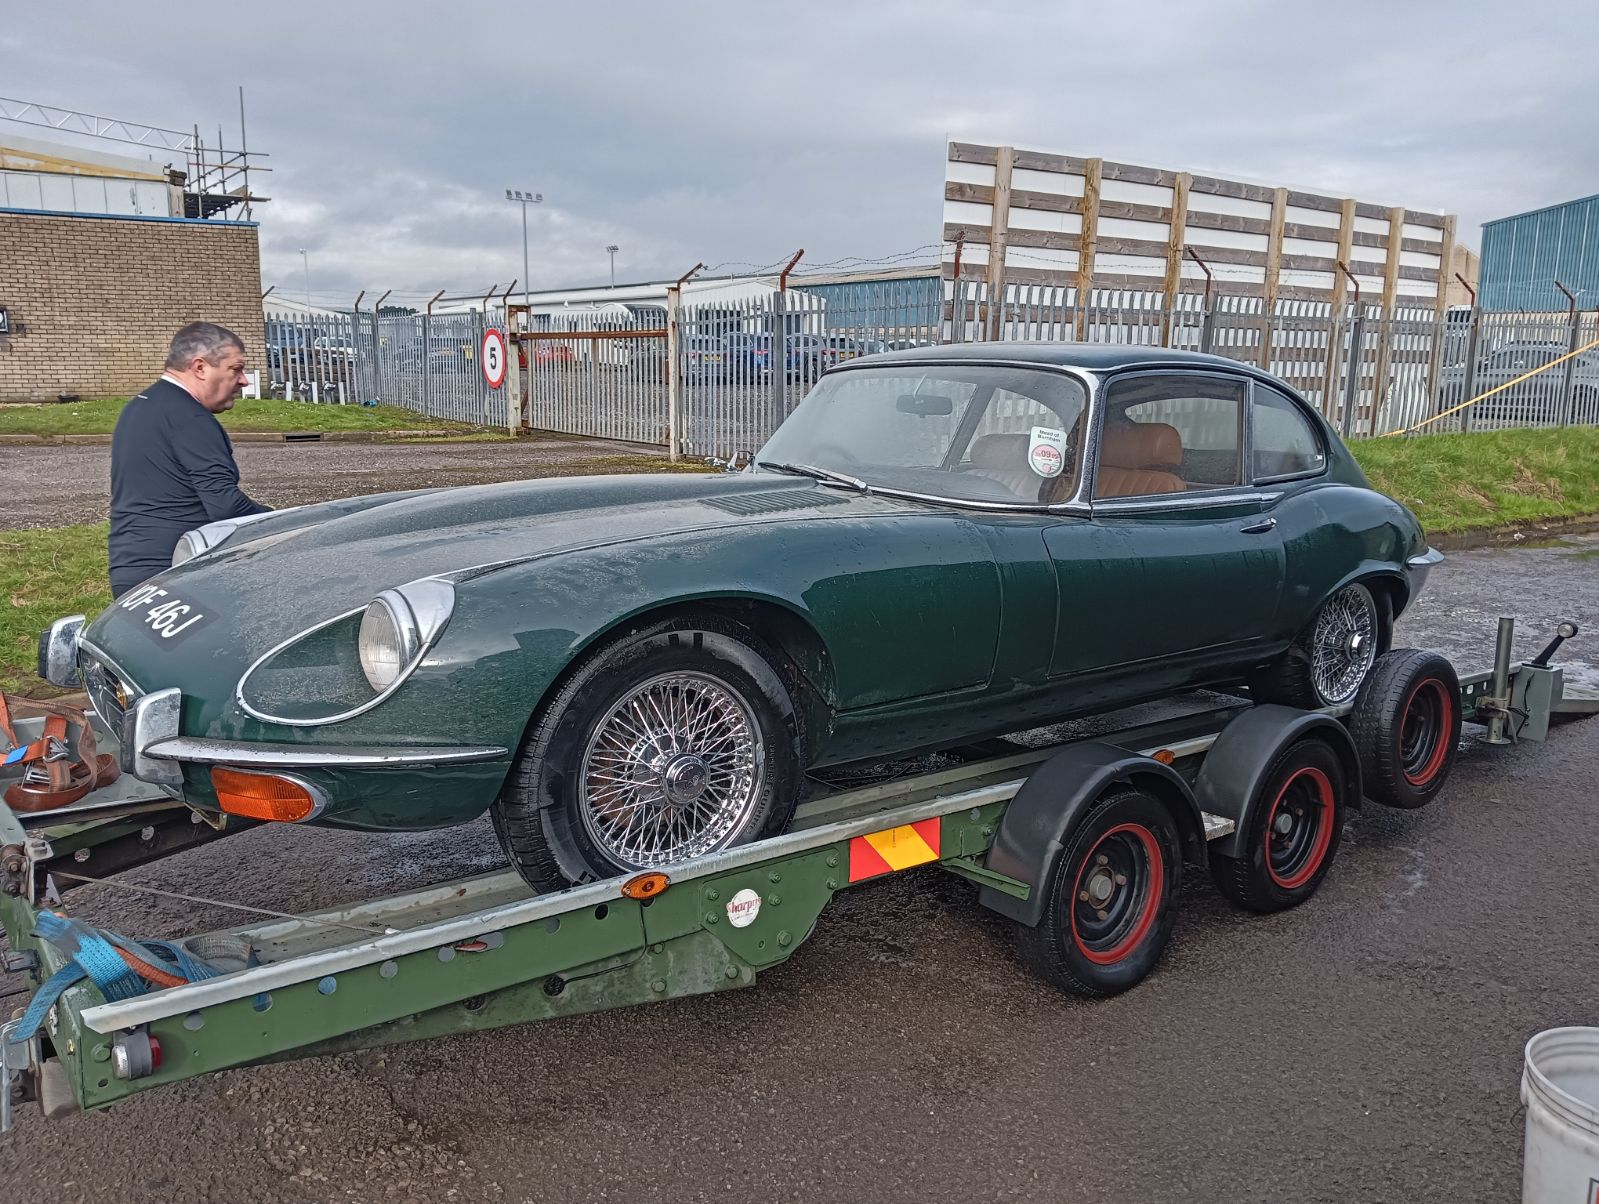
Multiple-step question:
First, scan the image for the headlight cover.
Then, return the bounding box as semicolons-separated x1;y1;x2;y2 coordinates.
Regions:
237;578;455;726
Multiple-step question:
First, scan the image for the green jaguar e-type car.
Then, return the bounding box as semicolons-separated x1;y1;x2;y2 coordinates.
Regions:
42;344;1441;890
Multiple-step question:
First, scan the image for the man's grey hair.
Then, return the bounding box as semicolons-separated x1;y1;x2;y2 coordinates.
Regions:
165;322;245;370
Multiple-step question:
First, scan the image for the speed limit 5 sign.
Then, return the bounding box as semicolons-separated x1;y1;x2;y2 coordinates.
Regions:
481;328;508;389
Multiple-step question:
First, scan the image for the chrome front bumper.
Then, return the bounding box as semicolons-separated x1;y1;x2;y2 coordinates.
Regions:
1406;546;1445;597
119;688;510;784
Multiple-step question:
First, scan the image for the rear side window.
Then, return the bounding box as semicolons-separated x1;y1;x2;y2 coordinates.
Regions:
1251;385;1326;481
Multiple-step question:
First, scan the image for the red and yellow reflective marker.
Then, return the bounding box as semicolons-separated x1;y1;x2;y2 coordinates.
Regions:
848;818;941;883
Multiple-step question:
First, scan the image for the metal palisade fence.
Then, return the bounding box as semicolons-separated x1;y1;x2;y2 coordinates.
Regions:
269;280;1599;455
948;280;1599;440
265;308;507;426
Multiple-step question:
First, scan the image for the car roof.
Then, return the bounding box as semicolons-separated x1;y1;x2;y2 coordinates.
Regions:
846;341;1275;376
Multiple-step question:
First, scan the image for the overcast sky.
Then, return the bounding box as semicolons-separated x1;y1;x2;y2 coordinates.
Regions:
4;0;1595;306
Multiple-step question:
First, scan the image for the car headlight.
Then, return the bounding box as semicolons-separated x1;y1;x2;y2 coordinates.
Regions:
171;508;302;567
357;580;455;691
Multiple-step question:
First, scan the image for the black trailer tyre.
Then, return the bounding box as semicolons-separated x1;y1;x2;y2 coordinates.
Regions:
493;617;804;891
1210;737;1347;913
1349;649;1462;809
1251;581;1390;709
1015;787;1182;998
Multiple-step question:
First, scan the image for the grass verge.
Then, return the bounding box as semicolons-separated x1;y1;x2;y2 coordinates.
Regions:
0;524;109;697
0;397;479;436
1349;427;1599;535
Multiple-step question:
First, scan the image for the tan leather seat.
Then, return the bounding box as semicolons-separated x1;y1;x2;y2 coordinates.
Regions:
965;433;1043;500
1095;422;1187;498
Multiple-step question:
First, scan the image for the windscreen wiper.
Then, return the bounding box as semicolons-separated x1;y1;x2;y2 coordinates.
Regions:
754;461;869;492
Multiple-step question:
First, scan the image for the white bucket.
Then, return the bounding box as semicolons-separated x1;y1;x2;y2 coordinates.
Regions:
1522;1027;1599;1203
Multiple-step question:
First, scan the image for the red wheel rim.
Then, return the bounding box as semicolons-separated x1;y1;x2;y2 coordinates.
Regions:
1070;823;1164;966
1401;678;1454;787
1265;766;1336;890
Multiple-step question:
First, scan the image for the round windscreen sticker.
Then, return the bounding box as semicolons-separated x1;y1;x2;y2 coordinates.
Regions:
726;888;762;928
1029;426;1066;477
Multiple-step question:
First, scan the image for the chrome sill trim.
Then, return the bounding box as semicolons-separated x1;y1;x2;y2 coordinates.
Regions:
142;737;509;769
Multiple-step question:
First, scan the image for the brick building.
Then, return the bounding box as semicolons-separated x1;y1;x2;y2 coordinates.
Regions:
0;209;265;403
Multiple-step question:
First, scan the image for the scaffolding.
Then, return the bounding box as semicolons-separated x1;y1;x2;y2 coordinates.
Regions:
0;91;269;220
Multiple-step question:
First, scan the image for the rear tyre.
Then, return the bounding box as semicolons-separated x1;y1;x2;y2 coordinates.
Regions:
1014;787;1182;998
1210;737;1348;913
493;617;804;892
1349;649;1461;809
1250;581;1390;709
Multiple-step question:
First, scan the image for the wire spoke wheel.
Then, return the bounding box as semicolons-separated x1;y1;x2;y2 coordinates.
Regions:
579;671;763;868
1310;584;1378;705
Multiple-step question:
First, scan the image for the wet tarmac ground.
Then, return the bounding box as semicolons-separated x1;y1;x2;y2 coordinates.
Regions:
1;482;1596;1200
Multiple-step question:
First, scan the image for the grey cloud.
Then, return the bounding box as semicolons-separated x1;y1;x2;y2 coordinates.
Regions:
4;0;1595;301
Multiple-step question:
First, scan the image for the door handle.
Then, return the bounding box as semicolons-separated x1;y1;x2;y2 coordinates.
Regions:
1240;517;1277;534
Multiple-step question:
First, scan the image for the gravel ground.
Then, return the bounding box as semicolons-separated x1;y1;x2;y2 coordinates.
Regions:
0;537;1595;1202
0;437;693;530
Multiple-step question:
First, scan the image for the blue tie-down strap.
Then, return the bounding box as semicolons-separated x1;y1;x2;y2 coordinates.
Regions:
5;914;238;1046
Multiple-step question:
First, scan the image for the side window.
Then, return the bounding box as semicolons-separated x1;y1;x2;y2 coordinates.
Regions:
1252;385;1327;481
961;385;1086;501
1096;374;1244;499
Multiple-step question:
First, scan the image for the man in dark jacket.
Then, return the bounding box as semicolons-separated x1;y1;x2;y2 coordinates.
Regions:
109;322;270;596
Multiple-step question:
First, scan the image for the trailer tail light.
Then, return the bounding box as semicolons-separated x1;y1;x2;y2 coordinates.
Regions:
211;768;323;823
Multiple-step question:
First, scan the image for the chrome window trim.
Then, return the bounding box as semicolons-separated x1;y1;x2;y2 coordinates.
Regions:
1091;490;1283;516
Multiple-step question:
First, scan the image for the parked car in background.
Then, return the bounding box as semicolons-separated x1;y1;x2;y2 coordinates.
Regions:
684;337;727;381
723;332;771;378
820;335;865;366
50;344;1437;895
1438;341;1599;425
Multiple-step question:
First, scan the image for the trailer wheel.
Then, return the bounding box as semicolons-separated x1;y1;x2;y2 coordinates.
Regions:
1210;737;1348;913
1349;649;1461;809
1015;786;1181;998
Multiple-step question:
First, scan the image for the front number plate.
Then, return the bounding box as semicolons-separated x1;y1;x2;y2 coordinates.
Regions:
116;583;218;646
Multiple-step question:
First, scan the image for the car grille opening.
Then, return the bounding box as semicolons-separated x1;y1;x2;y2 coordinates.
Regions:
78;648;138;732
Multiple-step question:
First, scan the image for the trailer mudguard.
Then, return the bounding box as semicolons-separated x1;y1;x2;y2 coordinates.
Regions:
978;742;1206;928
1191;704;1362;861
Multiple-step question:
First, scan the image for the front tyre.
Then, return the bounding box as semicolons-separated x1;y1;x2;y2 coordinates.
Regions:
493;617;804;891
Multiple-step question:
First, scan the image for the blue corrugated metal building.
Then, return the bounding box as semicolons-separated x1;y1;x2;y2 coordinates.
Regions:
1479;193;1599;312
